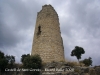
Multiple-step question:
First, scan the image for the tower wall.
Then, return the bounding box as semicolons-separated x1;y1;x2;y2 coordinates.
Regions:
31;5;65;63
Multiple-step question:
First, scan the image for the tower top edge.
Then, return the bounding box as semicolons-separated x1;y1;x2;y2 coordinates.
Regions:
37;4;57;15
42;4;53;8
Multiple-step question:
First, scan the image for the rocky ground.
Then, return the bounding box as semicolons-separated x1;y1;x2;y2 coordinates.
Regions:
1;62;100;75
41;62;100;75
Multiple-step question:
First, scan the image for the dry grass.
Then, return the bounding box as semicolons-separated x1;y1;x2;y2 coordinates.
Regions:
67;61;80;67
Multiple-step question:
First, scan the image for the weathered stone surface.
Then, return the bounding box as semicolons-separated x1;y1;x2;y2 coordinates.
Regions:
89;68;97;75
31;4;65;63
81;67;89;73
94;66;100;75
80;73;89;75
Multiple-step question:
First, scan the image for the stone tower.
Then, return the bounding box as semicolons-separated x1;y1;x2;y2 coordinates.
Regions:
31;5;65;63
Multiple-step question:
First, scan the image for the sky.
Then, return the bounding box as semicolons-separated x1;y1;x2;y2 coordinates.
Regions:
0;0;100;66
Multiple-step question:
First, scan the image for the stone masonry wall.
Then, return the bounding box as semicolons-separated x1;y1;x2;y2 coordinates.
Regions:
31;4;65;63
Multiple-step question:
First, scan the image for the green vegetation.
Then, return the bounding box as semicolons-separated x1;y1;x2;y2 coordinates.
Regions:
0;51;15;74
21;54;30;63
71;46;85;62
81;57;92;66
5;55;15;68
0;50;42;75
0;51;8;73
21;54;42;75
70;46;93;67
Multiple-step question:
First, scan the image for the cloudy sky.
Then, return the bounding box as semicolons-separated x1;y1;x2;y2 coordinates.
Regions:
0;0;100;66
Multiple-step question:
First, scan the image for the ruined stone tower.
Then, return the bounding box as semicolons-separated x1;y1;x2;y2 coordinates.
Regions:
31;5;65;63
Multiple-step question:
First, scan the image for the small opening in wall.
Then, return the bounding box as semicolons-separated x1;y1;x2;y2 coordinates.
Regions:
37;25;41;35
